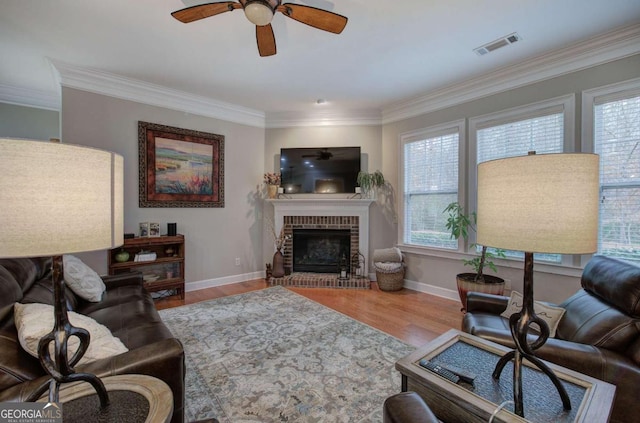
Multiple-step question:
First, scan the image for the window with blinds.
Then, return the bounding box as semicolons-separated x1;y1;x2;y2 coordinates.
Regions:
477;109;564;163
402;125;460;249
475;106;565;262
594;93;640;262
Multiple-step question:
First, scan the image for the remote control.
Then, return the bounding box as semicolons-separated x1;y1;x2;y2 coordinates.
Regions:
418;359;460;384
437;362;477;384
418;359;477;384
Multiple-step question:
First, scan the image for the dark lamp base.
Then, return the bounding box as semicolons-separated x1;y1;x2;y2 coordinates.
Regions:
492;252;571;417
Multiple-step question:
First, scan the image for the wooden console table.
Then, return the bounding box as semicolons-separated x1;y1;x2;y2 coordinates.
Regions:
38;374;173;423
396;329;615;423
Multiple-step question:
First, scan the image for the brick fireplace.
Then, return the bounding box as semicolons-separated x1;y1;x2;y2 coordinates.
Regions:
270;199;374;276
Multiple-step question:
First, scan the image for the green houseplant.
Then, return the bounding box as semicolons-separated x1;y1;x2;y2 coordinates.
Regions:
444;202;506;311
357;170;385;198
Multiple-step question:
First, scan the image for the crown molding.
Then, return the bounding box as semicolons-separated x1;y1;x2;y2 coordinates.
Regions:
265;109;382;128
382;24;640;124
0;83;60;111
3;24;637;128
48;59;265;128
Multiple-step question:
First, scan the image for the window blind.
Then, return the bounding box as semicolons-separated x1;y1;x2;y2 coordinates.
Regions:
477;113;564;163
403;132;459;248
595;93;640;262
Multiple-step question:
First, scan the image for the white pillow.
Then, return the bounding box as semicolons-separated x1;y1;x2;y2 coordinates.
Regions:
63;255;105;302
14;303;128;365
500;291;566;337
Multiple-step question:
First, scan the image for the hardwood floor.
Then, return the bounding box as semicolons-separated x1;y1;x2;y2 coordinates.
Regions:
155;280;464;347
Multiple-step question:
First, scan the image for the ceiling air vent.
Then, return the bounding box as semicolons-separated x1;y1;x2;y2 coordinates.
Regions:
474;32;522;56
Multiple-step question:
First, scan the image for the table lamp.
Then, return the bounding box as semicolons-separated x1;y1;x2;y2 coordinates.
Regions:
0;138;124;406
476;152;599;417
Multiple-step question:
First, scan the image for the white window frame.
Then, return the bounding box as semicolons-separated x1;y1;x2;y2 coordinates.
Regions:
582;77;640;265
398;119;466;254
468;94;575;266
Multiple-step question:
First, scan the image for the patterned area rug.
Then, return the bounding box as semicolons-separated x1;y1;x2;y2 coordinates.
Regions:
158;286;414;422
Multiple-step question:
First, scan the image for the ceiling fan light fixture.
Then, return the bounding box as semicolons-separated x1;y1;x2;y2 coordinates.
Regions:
244;1;274;26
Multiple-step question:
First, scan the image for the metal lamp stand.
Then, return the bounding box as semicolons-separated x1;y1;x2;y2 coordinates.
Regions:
26;256;110;407
492;252;571;417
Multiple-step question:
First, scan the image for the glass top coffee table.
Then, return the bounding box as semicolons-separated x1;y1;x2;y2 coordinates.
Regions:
396;329;615;423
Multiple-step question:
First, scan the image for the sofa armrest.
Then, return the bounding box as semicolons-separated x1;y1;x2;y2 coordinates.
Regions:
383;392;441;423
465;292;509;314
101;272;143;289
0;338;185;423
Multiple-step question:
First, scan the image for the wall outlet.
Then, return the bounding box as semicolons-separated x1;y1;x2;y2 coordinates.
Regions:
504;279;512;291
235;257;240;266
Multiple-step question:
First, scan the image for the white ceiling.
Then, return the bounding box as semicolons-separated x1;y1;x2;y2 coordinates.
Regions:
1;0;639;124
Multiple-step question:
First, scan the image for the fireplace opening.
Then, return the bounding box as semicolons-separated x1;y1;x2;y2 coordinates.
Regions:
293;229;350;273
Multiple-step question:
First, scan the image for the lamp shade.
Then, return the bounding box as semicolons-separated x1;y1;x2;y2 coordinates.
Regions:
477;153;599;254
0;139;124;257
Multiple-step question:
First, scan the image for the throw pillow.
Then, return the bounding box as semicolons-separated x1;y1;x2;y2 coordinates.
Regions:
63;255;105;302
500;291;566;337
14;302;128;365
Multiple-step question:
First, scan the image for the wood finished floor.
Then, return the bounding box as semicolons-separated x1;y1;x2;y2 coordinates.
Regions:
155;280;464;347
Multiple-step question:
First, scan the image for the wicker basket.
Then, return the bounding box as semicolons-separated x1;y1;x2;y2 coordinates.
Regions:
375;266;405;292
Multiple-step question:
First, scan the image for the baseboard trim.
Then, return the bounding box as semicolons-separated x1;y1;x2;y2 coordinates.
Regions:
402;279;460;302
185;271;462;304
185;271;265;292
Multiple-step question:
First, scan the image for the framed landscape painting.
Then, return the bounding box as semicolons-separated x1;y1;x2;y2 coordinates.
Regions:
138;121;225;208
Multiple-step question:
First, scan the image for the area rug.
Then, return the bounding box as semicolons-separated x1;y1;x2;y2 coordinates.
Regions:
158;286;415;422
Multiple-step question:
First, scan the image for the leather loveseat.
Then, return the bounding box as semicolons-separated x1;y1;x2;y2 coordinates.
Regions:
0;257;185;423
462;255;640;423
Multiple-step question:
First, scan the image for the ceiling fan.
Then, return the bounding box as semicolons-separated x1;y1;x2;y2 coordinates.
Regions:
171;1;348;57
302;148;333;160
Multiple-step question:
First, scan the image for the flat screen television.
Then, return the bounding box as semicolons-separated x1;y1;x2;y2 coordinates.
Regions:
279;147;361;194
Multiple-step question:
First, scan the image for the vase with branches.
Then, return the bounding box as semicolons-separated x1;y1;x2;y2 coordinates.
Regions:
265;218;290;278
264;172;281;199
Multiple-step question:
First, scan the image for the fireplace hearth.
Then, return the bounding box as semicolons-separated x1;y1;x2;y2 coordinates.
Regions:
293;229;350;273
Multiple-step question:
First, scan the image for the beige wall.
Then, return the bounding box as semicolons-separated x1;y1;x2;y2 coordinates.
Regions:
61;88;266;287
0;103;59;140
383;54;640;303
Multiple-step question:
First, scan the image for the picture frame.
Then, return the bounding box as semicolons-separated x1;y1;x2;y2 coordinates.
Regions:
149;222;161;237
138;121;225;208
139;222;150;237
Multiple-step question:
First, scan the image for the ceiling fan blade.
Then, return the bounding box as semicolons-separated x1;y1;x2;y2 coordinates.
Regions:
171;2;241;23
256;24;277;57
277;4;347;34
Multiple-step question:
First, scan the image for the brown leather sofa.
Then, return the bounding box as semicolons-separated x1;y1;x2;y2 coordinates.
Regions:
462;255;640;423
0;258;185;423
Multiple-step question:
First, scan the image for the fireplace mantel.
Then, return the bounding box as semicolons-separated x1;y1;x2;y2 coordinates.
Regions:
266;198;374;274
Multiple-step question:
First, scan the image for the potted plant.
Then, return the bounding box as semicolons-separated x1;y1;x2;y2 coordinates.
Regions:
443;202;506;311
357;170;385;198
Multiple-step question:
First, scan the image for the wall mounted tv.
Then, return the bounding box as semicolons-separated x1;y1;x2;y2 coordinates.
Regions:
279;147;361;194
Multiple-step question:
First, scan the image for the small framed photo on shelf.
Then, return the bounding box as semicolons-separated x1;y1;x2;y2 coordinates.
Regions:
149;222;161;237
139;222;150;237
